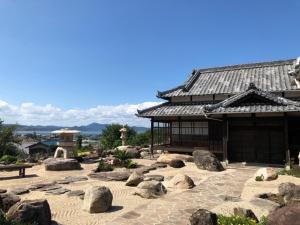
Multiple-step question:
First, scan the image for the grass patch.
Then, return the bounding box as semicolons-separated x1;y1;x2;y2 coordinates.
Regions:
278;167;300;178
217;215;267;225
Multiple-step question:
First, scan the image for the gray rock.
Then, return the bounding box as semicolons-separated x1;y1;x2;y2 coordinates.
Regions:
144;175;164;182
56;176;88;184
7;199;51;225
267;203;300;225
165;174;195;189
68;190;85;197
44;158;82;171
10;188;30;195
169;159;185;168
250;198;280;215
82;186;113;213
28;182;56;191
233;207;258;222
278;182;300;204
46;188;70;195
193;150;224;171
88;170;131;181
0;193;21;212
125;148;140;159
189;209;217;225
126;172;144;186
134;181;167;199
39;185;62;192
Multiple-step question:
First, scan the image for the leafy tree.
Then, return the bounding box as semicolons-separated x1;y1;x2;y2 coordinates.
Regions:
100;124;136;150
128;129;151;147
0;120;21;157
76;135;83;150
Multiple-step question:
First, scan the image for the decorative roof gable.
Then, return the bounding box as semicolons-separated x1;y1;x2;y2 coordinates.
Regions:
205;83;300;112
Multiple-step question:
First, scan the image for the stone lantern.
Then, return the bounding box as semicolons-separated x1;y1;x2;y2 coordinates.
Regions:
52;128;80;159
120;126;127;146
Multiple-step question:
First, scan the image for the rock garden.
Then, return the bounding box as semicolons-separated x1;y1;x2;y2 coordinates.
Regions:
1;146;300;225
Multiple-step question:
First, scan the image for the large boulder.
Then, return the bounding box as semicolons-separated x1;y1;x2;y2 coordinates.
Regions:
134;181;167;199
157;153;193;164
193;150;224;171
189;209;217;225
0;193;21;212
44;158;82;171
169;159;185;168
267;203;300;225
6;199;51;225
116;146;140;158
125;171;144;186
278;182;300;204
82;186;113;213
255;168;278;181
165;174;195;189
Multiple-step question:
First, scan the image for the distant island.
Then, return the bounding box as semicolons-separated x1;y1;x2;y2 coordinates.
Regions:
5;122;148;135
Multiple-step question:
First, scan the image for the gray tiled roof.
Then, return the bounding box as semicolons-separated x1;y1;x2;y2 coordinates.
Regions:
137;102;207;117
137;102;300;118
138;83;300;118
159;59;298;98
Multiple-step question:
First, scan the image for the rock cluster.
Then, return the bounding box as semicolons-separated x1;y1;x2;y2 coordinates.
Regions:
193;150;224;171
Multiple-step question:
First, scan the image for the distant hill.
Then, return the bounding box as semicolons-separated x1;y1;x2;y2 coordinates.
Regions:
6;123;148;134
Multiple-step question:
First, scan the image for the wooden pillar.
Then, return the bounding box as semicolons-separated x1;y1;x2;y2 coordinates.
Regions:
222;115;228;162
150;118;154;157
284;113;291;167
178;117;182;145
169;121;173;145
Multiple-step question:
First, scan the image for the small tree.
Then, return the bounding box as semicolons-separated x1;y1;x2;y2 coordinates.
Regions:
129;129;151;147
100;124;136;150
76;135;83;150
0;120;21;157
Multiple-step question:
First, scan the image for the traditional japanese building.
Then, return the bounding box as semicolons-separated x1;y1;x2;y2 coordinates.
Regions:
137;58;300;165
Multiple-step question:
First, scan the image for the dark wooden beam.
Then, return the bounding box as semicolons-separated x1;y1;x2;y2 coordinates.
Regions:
222;115;228;162
284;113;290;167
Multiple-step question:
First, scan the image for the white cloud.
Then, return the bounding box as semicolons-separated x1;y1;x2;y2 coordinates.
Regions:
0;100;161;127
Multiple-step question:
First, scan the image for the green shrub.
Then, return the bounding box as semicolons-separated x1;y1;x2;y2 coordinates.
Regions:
0;155;17;164
113;150;132;161
255;175;264;181
126;160;138;169
217;215;267;225
96;160;113;172
278;168;300;178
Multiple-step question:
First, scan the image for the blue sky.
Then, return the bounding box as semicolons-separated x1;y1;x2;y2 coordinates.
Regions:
0;0;299;126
